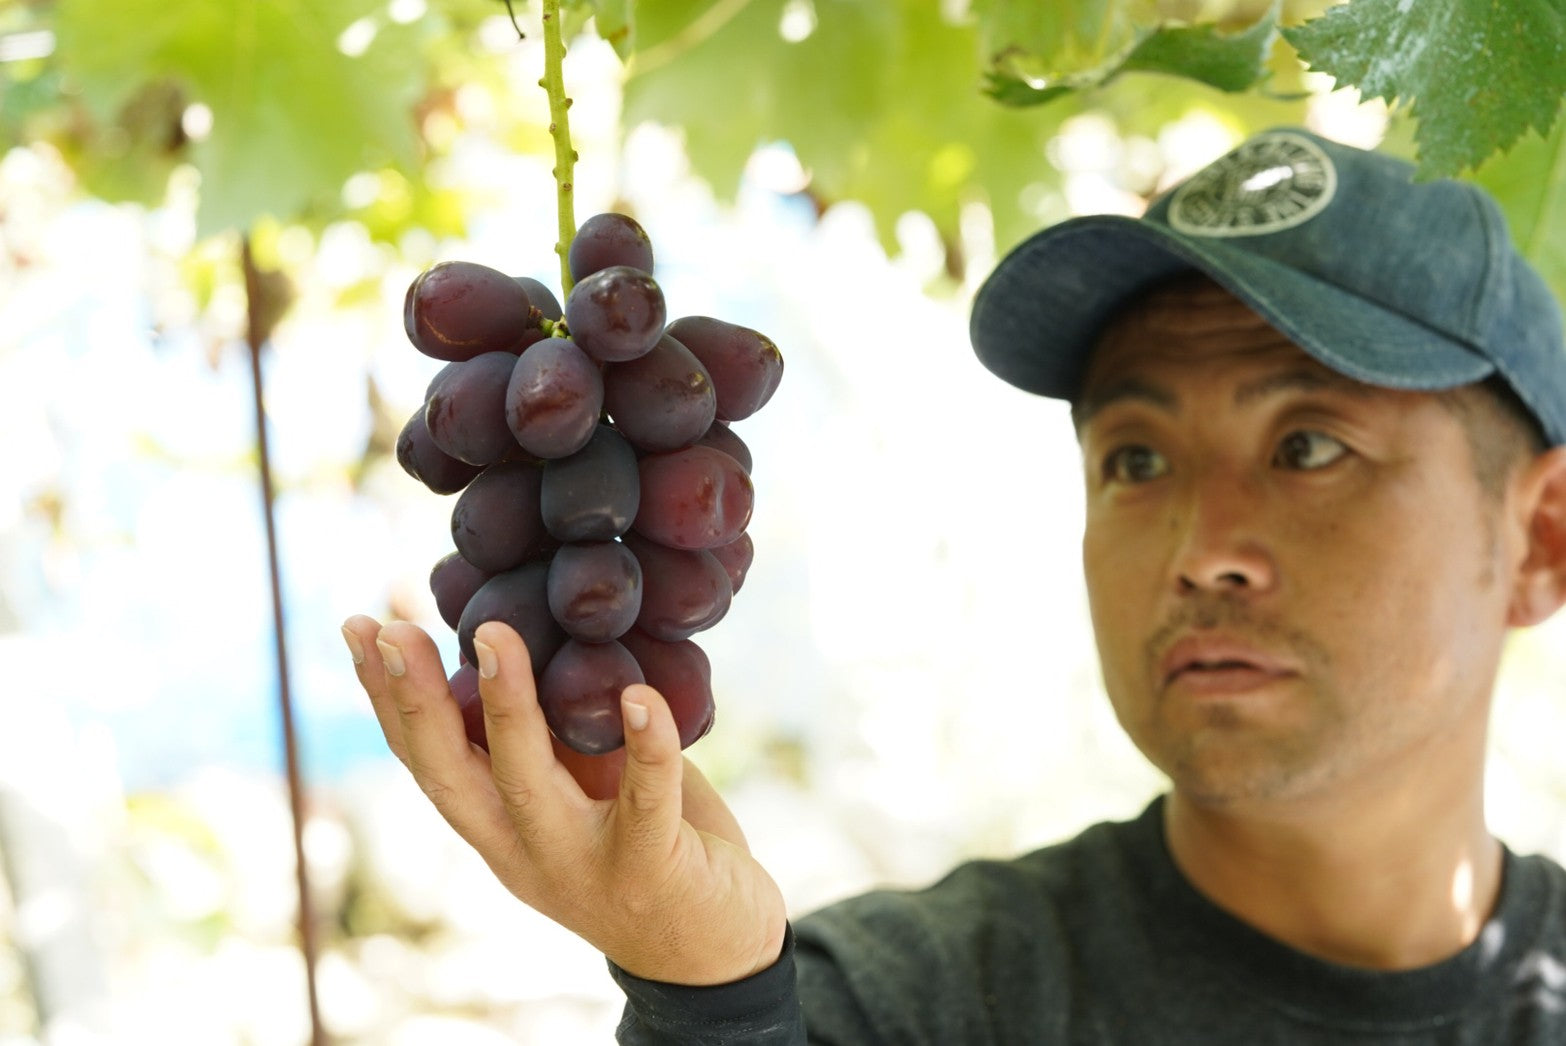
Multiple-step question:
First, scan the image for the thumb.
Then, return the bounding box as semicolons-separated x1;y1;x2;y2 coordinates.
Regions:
614;683;684;847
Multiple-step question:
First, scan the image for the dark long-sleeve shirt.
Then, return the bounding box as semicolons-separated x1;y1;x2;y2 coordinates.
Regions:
612;797;1566;1043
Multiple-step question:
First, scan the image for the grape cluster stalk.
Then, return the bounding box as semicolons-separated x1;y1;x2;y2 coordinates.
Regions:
397;212;784;757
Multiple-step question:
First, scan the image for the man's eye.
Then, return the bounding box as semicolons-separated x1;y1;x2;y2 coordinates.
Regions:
1274;430;1347;470
1102;445;1169;484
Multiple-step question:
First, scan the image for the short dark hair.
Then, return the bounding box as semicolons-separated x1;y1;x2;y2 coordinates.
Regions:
1437;375;1549;500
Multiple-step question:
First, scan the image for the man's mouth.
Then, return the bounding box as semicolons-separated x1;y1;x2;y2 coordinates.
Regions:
1159;636;1297;690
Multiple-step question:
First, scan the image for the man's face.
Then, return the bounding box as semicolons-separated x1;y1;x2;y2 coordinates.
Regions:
1077;278;1518;808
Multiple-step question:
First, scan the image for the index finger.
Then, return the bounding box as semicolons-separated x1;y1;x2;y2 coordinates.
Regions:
472;621;600;846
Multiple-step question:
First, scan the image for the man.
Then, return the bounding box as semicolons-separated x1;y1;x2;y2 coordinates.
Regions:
343;128;1566;1042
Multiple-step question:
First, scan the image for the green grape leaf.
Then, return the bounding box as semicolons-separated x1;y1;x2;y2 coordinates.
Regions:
1118;5;1278;91
975;0;1158;91
578;0;635;57
624;0;1074;259
1283;0;1566;179
1469;116;1566;307
985;5;1279;106
55;0;427;239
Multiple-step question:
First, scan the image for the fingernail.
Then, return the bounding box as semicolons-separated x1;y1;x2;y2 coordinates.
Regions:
341;625;365;665
474;639;498;680
623;699;649;732
377;638;406;677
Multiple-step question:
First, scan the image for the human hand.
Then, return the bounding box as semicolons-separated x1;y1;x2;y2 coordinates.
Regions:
341;614;789;986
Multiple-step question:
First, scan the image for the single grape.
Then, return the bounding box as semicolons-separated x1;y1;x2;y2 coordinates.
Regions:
664;316;784;421
457;560;566;670
569;212;655;282
506;338;604;460
537;639;645;754
516;276;563;321
709;532;754;596
540;424;641;542
547;541;643;643
564;266;666;363
405;260;532;362
396;407;483;495
514;276;563;353
694;420;752;474
449;663;488;751
634;445;754;550
425;351;522;466
430;551;494;631
603;333;717;453
618;629;715;749
623;532;732;641
450;461;554;572
551;736;625;801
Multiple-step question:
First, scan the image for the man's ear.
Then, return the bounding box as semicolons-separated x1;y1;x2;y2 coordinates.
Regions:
1507;446;1566;627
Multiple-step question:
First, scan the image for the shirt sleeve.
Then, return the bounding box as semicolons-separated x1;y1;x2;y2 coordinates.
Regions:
609;924;808;1045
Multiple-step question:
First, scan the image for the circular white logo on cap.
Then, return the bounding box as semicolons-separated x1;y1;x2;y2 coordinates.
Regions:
1168;131;1337;238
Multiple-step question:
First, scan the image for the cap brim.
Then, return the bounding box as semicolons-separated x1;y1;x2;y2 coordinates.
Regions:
969;215;1496;401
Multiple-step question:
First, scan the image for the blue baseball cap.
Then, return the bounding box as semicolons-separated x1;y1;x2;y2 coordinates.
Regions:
969;127;1566;446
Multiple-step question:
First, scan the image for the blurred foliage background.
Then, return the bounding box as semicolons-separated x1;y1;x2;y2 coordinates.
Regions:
1;0;1564;1042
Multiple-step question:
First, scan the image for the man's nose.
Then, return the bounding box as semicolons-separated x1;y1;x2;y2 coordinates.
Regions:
1169;471;1278;596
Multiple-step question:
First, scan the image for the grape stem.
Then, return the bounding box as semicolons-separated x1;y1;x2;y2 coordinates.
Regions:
541;0;578;296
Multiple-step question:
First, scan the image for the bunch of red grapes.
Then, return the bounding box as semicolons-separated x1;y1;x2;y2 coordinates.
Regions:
395;213;783;757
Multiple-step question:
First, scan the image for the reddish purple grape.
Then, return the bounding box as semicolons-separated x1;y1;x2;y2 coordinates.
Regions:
540;424;641;542
564;266;666;363
405;261;532;362
603;333;717;453
618;629;714;749
665;317;783;421
430;551;494;631
396;407;483;495
424;351;521;466
514;277;563;353
505;338;604;460
546;541;643;643
623;532;732;641
634;445;754;550
537;639;645;754
450;461;553;572
569;213;655;282
694;421;752;474
449;663;488;751
457;560;566;671
708;532;754;595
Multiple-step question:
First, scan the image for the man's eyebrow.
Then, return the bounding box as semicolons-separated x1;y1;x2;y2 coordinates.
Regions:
1232;368;1376;406
1073;367;1375;431
1072;378;1176;431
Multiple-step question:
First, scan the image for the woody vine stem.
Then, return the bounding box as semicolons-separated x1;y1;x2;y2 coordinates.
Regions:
540;0;578;296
